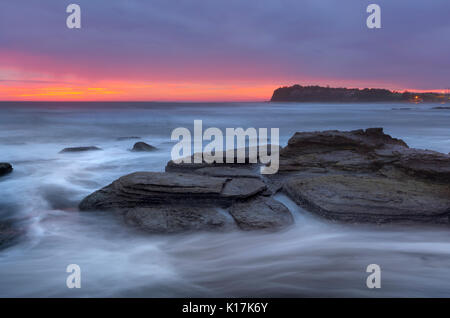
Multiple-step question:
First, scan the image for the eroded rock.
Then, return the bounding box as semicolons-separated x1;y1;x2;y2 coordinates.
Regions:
221;178;266;199
79;171;268;211
79;169;288;233
124;206;233;233
277;128;450;225
278;128;408;173
284;175;450;224
79;172;229;211
230;197;294;230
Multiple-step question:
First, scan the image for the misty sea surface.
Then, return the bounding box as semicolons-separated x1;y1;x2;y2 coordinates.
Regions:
1;101;450;297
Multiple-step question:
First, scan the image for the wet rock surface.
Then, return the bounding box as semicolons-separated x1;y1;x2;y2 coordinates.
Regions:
284;175;450;224
80;172;230;210
124;206;233;233
277;128;450;224
230;197;294;230
79;171;274;233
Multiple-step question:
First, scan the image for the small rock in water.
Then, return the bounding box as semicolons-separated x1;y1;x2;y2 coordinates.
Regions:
116;136;141;141
131;142;157;152
59;146;102;153
0;163;13;177
432;106;450;110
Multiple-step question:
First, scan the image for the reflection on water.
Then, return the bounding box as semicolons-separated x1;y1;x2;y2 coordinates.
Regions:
0;102;450;297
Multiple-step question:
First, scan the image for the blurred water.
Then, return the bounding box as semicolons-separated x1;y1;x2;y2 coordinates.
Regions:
0;101;450;297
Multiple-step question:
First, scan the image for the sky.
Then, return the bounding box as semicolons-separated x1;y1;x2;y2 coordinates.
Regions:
0;0;449;101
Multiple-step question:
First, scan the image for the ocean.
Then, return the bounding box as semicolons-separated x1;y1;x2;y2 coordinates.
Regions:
0;101;450;297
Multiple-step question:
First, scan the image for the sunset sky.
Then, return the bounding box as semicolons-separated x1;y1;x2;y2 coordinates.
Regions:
1;0;449;101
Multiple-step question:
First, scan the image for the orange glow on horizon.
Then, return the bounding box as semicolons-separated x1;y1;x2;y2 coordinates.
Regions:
1;81;445;102
0;81;278;102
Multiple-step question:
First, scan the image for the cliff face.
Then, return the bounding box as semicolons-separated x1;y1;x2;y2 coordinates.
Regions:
270;85;445;102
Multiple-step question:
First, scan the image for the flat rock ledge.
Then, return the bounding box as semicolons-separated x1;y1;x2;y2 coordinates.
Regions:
79;171;292;233
0;163;13;177
284;175;450;224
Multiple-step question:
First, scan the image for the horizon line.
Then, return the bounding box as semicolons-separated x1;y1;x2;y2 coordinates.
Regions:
0;85;446;103
0;100;269;103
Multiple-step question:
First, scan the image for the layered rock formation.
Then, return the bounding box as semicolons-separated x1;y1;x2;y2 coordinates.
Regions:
275;128;450;224
79;171;292;233
79;127;450;233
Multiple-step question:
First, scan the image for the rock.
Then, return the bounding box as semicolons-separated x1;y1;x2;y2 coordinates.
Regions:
284;175;450;224
131;142;157;152
432;106;450;110
275;128;450;225
392;148;450;182
277;128;450;182
195;166;260;178
230;197;294;230
117;136;141;141
0;163;13;177
79;138;294;233
221;178;266;198
165;145;279;174
60;146;102;153
124;206;232;233
78;169;293;233
79;172;267;212
278;128;408;173
79;172;226;211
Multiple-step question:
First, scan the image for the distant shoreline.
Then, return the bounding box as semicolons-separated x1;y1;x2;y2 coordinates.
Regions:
271;85;449;103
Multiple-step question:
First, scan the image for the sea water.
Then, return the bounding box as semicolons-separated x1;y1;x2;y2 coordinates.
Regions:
0;101;449;297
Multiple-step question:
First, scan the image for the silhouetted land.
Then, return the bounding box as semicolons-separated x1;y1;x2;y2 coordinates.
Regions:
271;85;448;103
